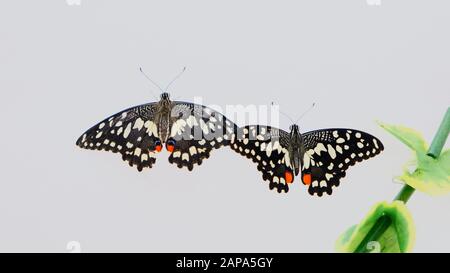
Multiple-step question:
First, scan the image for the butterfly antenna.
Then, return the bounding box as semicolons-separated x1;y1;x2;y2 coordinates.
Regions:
165;66;186;92
294;102;316;124
271;102;295;124
139;67;165;95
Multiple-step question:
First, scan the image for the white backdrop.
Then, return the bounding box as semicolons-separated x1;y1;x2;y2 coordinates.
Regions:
0;0;448;252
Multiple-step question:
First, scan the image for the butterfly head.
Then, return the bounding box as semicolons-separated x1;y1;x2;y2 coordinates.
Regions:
159;92;172;107
160;92;170;101
289;124;300;135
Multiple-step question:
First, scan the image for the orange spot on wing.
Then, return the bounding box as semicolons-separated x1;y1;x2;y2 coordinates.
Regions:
166;144;175;153
155;144;162;152
302;174;312;185
285;170;294;184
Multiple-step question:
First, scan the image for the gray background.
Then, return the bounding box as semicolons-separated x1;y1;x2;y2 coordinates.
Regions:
0;0;449;252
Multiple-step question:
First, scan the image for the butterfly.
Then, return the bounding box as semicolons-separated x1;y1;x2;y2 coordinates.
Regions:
230;124;384;196
76;92;237;172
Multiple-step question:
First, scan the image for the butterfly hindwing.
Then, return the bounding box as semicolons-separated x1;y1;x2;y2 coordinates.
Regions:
230;125;294;193
167;102;237;171
76;103;161;171
301;128;384;196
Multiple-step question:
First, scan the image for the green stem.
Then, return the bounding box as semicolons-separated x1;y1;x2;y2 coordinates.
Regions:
427;107;450;159
394;184;415;203
354;107;450;253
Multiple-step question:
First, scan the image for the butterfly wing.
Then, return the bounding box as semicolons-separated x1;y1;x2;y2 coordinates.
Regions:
76;103;162;171
301;129;384;196
167;102;237;171
230;125;294;193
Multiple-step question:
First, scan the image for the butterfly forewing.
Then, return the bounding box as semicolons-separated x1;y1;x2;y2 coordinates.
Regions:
76;103;161;171
301;129;384;196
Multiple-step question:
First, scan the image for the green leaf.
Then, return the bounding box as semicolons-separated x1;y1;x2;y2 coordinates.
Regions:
377;122;428;153
336;201;415;253
379;122;450;195
398;149;450;195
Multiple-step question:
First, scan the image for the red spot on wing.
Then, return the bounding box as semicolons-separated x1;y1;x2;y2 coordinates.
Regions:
284;170;294;184
155;144;162;152
166;144;175;153
302;174;312;185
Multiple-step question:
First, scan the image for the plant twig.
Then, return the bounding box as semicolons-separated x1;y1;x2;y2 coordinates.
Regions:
427;107;450;159
354;107;450;253
394;185;415;203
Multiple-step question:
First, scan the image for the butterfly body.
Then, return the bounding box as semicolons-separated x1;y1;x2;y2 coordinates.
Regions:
231;124;384;196
283;124;306;176
153;93;172;143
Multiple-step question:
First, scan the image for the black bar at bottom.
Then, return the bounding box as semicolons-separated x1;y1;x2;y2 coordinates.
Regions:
0;253;446;272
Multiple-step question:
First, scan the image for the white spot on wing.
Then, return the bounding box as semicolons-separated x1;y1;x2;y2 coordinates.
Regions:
199;119;209;135
171;119;187;136
198;139;206;146
272;141;281;153
303;153;310;169
133;118;144;131
314;143;327;155
134;148;142;156
373;139;379;149
123;123;132;138
260;142;266;151
144;121;158;137
327;144;336;159
265;142;273;157
283;149;291;168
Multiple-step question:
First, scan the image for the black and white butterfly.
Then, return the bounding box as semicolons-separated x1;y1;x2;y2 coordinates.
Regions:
230;124;384;196
76;92;237;172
